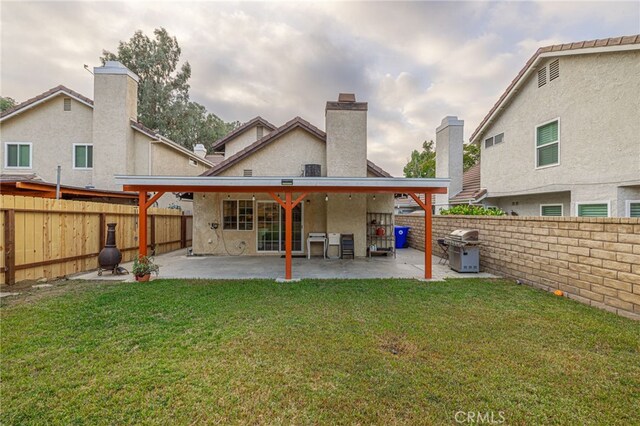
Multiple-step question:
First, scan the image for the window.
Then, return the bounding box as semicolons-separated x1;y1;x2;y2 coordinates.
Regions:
484;136;494;148
541;204;563;217
538;67;547;87
577;203;609;217
494;133;504;145
536;119;559;168
64;98;71;111
73;144;93;169
549;59;560;81
223;200;253;230
5;143;31;168
627;201;640;218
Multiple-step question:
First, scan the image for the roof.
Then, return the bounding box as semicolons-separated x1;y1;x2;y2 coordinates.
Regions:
470;34;640;143
202;116;392;178
449;163;487;203
0;85;94;122
204;153;225;165
210;116;277;151
1;174;138;202
130;120;215;167
116;175;449;194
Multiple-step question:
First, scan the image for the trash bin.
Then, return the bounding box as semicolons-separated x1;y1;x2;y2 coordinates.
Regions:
394;226;410;249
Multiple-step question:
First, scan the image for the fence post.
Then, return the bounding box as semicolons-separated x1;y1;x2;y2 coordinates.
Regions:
99;213;106;250
150;214;156;255
180;215;187;248
4;210;16;285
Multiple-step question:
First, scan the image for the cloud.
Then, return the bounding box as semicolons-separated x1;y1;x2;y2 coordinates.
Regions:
2;1;638;176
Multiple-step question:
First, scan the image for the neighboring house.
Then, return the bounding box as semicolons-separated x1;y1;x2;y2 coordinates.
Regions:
436;35;640;217
189;94;395;258
0;61;213;208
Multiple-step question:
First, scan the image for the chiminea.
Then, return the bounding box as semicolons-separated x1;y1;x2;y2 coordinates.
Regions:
98;223;122;275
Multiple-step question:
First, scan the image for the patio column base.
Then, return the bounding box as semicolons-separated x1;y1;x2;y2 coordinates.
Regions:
275;277;301;283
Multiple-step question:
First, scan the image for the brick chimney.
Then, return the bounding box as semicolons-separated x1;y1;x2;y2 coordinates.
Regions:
92;61;139;189
435;116;464;213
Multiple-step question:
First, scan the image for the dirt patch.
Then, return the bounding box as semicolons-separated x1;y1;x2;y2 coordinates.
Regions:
0;279;126;307
378;332;419;358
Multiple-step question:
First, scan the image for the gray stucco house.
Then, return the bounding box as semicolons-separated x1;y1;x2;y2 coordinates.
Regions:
436;35;640;217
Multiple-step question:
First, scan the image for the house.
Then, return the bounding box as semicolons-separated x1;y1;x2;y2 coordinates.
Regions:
0;61;213;208
436;35;640;217
191;95;396;258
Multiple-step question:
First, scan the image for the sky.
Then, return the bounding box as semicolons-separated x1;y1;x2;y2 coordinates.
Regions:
1;1;639;176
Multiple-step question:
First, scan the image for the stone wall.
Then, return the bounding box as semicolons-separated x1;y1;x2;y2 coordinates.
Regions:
396;214;640;320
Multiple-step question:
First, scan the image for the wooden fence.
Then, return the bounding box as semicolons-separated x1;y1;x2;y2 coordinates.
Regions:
0;195;192;285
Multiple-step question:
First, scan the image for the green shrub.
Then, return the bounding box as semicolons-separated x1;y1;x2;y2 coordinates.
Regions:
439;205;505;216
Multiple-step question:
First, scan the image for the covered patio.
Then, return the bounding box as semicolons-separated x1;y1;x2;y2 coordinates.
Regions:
76;247;496;281
116;175;449;280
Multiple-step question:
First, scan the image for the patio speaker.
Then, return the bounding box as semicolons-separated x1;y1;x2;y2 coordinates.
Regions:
304;164;322;177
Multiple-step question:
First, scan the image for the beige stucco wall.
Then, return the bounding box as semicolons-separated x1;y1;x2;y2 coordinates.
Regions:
224;124;271;157
479;51;640;216
1;96;95;187
486;191;571;216
222;128;327;176
325;109;367;177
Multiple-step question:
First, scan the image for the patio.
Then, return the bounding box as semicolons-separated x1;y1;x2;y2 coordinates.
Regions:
74;248;496;281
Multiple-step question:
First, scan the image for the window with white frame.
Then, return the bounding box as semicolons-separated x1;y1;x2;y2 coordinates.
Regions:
223;200;254;230
577;202;609;217
73;144;93;169
540;204;563;217
627;201;640;218
5;143;32;168
536;120;559;168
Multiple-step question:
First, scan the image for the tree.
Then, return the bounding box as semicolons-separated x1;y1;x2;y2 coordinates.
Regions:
0;96;16;112
403;140;436;178
463;142;480;171
101;28;236;151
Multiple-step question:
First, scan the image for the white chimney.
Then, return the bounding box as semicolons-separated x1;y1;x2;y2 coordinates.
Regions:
435;116;464;213
193;144;207;158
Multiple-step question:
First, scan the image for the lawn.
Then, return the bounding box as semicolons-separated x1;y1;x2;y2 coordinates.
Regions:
1;278;639;425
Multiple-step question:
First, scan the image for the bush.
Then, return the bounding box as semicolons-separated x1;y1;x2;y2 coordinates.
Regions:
440;205;505;216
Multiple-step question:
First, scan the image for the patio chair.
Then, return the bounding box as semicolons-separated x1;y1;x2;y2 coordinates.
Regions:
437;238;449;265
341;234;355;259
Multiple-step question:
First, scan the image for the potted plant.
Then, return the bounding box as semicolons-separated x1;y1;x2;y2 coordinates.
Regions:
132;255;160;282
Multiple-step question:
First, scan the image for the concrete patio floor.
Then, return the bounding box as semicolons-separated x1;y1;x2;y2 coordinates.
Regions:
74;247;496;281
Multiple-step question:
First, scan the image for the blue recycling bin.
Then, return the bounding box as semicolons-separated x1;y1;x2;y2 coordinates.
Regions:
394;226;410;249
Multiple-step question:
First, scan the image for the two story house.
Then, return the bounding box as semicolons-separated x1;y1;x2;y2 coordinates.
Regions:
0;61;213;207
437;35;640;217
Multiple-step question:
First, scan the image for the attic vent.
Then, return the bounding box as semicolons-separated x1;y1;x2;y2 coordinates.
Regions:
549;59;559;81
304;164;322;177
189;158;198;166
538;67;547;87
63;98;71;111
243;169;253;177
256;125;264;139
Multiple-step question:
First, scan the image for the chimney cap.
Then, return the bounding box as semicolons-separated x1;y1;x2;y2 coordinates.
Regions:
94;61;140;83
338;93;356;103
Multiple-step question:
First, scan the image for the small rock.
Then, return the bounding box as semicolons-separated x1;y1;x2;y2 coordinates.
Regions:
37;277;48;283
32;284;53;289
0;292;20;298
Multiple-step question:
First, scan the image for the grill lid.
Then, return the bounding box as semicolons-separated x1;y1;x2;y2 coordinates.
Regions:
448;229;479;242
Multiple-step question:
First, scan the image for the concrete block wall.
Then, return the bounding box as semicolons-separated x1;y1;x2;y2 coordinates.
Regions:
396;214;640;320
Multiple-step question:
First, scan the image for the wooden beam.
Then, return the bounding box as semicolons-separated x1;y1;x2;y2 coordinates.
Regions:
292;193;307;208
144;191;165;209
138;193;147;257
285;192;293;280
268;192;286;209
425;193;433;280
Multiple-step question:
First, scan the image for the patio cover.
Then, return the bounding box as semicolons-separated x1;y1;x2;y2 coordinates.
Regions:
116;175;449;280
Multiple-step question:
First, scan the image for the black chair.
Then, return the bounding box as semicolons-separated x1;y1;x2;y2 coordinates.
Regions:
341;234;355;259
437;238;449;265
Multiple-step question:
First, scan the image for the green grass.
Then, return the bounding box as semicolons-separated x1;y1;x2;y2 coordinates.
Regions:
1;278;639;425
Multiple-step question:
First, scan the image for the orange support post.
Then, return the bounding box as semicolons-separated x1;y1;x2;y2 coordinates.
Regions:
138;192;147;257
285;192;293;280
408;192;433;279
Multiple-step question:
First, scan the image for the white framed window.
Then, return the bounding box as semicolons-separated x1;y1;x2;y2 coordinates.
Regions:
222;199;254;230
4;142;32;168
576;201;610;218
626;200;640;218
73;144;93;169
535;118;560;169
540;204;563;217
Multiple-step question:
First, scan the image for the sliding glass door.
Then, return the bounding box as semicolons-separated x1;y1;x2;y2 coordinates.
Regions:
257;201;303;253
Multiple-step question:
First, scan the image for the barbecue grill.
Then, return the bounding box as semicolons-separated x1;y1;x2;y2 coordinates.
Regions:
444;229;480;273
